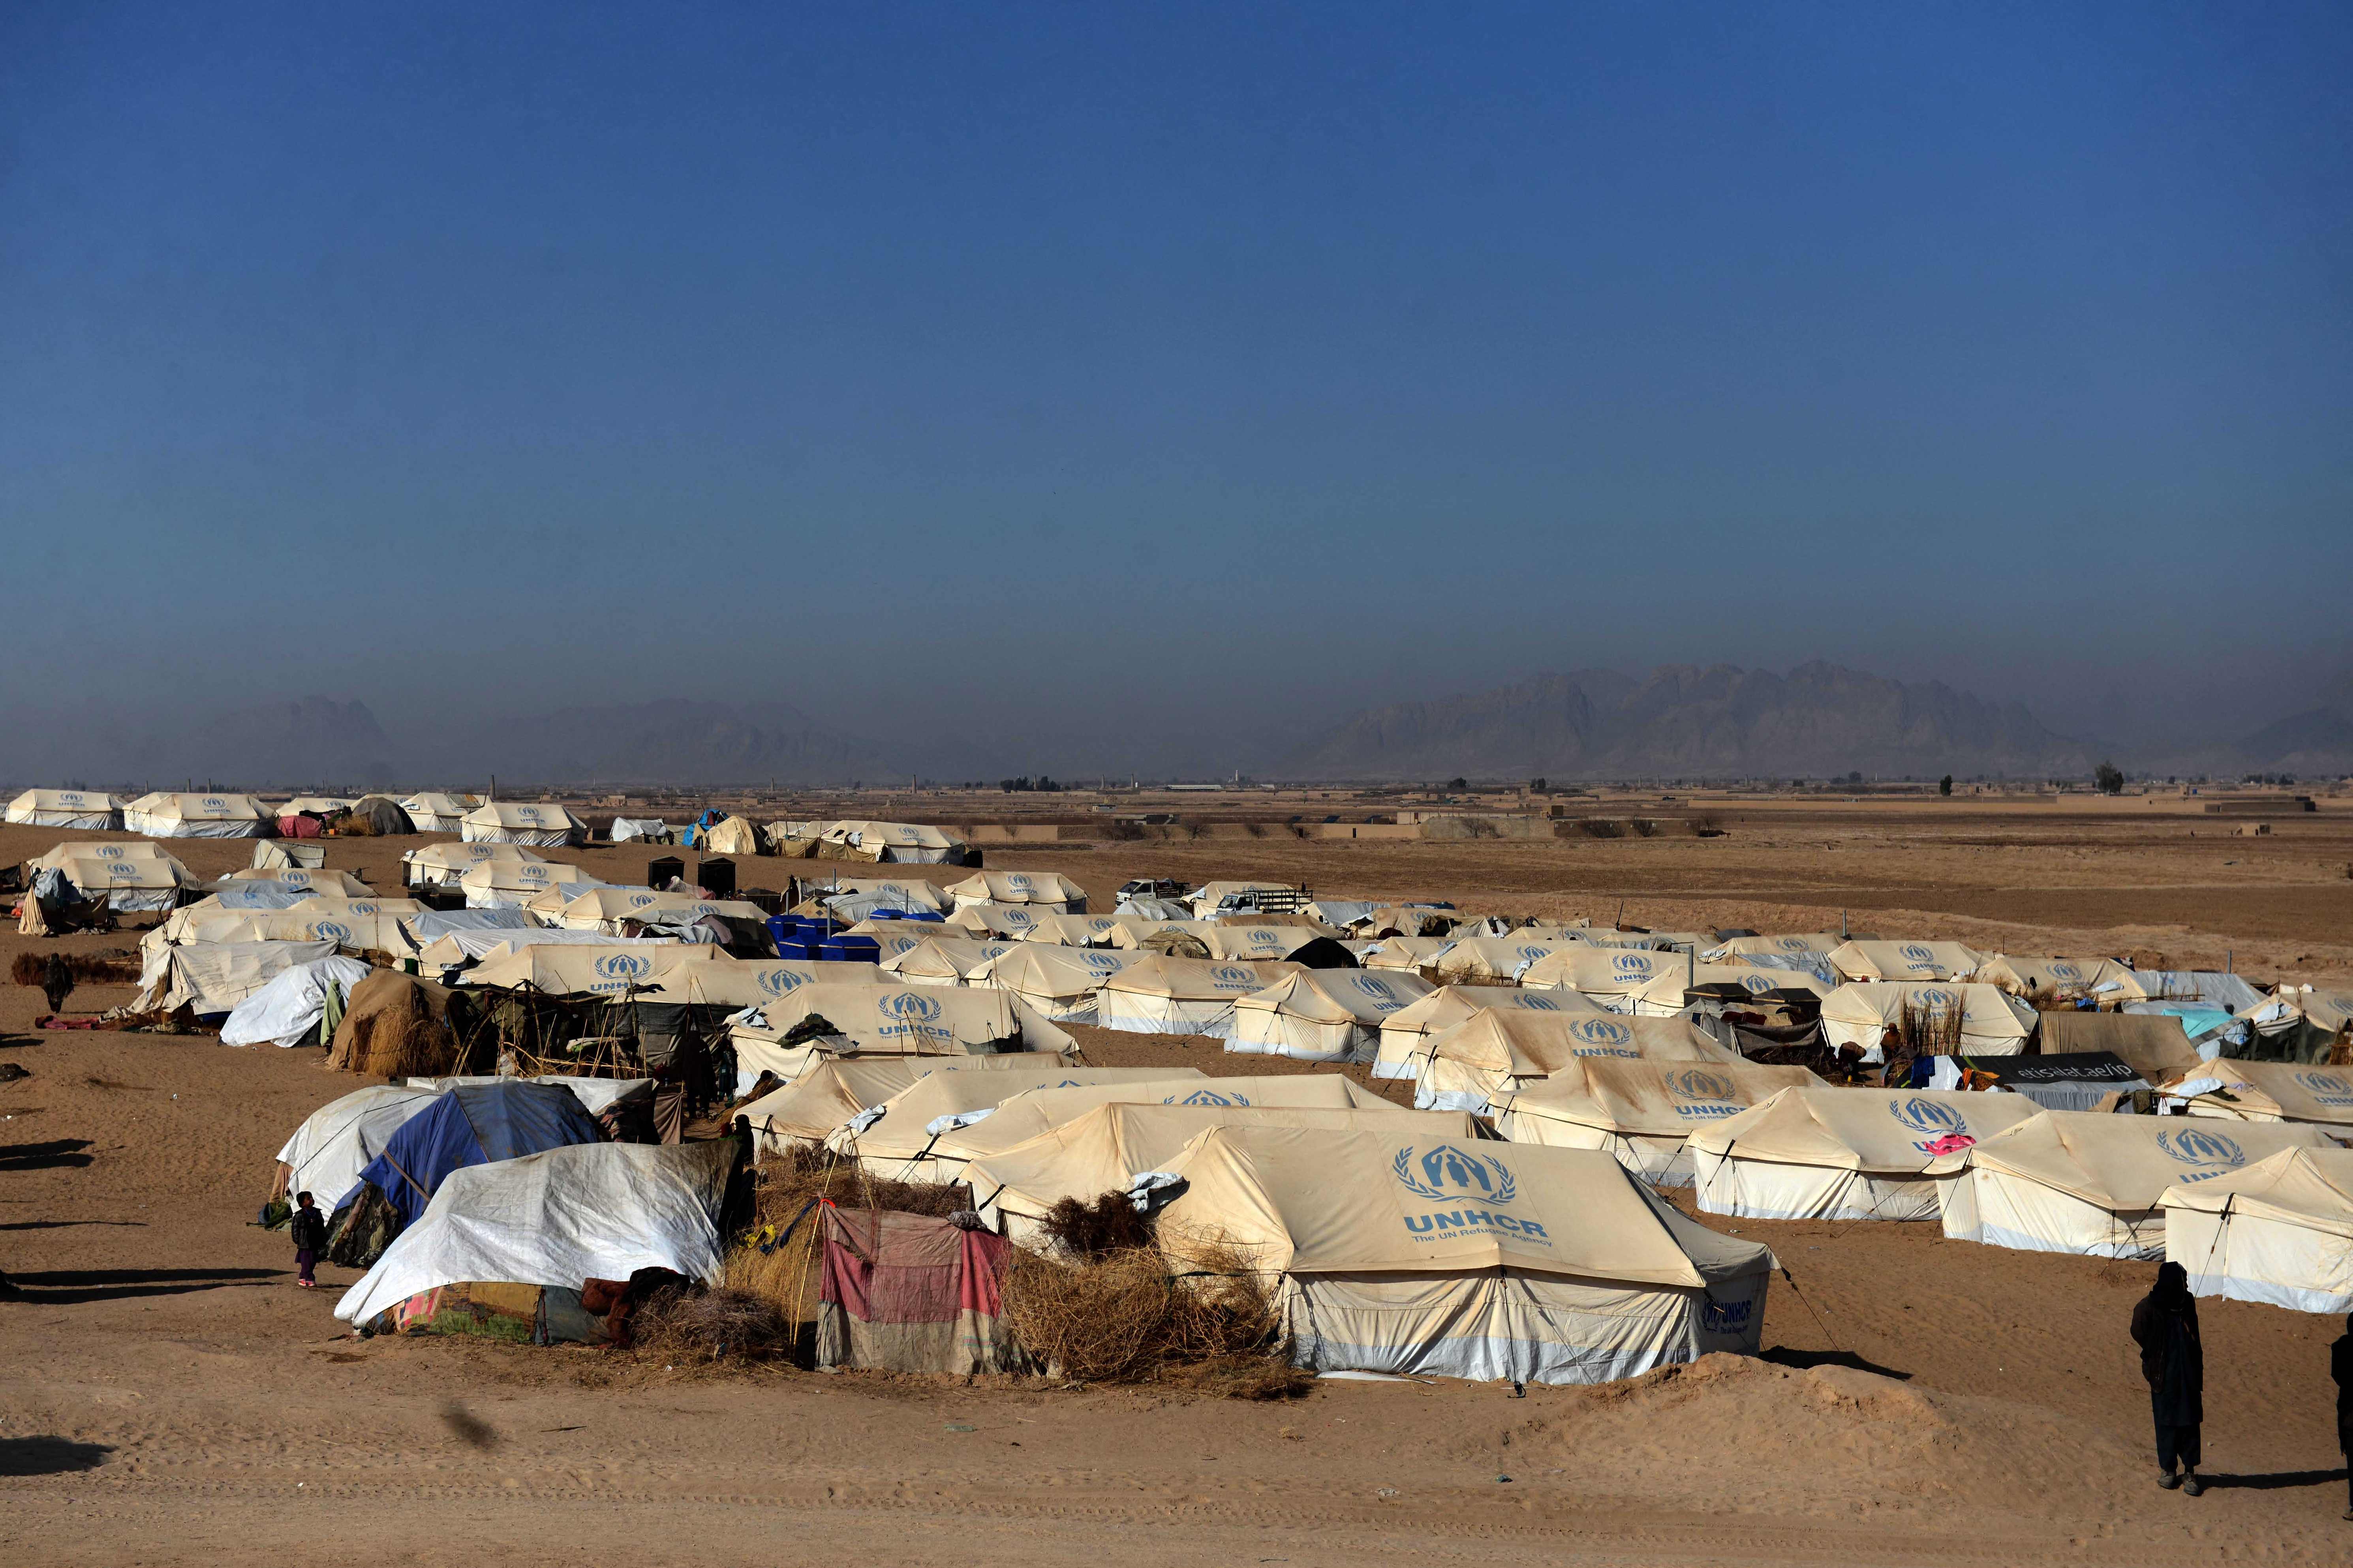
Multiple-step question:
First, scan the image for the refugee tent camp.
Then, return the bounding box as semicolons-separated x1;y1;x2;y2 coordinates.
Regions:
334;1140;736;1330
225;865;374;897
2152;1059;2353;1129
399;793;476;833
1929;1112;2334;1259
1818;982;2037;1056
1091;956;1305;1039
1487;1059;1826;1185
1688;1088;2042;1222
946;869;1087;913
825;1067;1213;1181
220;955;374;1047
1226;967;1436;1062
1826;940;1983;983
460;801;588;847
123;792;274;838
878;936;1018;986
736;1056;1059;1152
2232;986;2353;1064
1370;985;1607;1080
1428;934;1588;986
963;1103;1478;1245
1412;1012;1744;1111
771;819;970;864
2160;1146;2353;1313
970;945;1140;1022
6;789;124;829
1145;1127;1776;1384
1521;946;1689;1011
944;903;1048;939
459;858;600;909
402;840;544;888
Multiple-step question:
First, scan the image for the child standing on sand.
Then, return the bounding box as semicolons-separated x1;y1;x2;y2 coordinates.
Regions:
289;1191;327;1289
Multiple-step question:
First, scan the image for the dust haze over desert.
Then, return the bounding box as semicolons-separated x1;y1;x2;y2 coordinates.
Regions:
4;5;2352;1566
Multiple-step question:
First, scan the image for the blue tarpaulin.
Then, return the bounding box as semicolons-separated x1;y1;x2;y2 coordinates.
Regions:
344;1080;603;1224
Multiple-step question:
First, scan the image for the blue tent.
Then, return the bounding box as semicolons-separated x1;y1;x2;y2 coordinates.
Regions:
344;1081;603;1226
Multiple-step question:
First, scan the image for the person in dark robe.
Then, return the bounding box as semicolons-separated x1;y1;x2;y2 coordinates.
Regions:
2131;1260;2205;1494
2332;1312;2353;1521
40;953;74;1016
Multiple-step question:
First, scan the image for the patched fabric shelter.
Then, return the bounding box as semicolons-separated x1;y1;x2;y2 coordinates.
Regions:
817;1208;1025;1373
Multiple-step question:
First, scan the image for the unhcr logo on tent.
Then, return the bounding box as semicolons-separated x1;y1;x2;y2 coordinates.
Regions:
2293;1071;2353;1107
314;922;352;943
1394;1145;1548;1244
1901;943;1935;965
1670;1070;1739;1118
1778;936;1810;953
1350;974;1397;1003
594;954;652;982
1249;930;1282;947
97;844;124;858
755;968;808;998
1915;987;1955;1012
1741;974;1773;993
1084;952;1122;972
203;796;225;808
1890;1097;1965;1136
108;862;139;878
1008;873;1032;889
1003;909;1032;925
1520;995;1560;1012
878;991;942;1023
630;893;656;908
1611;952;1653;976
520;865;548;880
2158;1128;2247;1180
1167;1089;1251;1107
1211;965;1256;987
1565;1018;1636;1057
2049;962;2082;981
350;903;376;915
1515;944;1549;963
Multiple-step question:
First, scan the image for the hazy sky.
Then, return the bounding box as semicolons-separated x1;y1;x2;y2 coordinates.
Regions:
5;2;2348;746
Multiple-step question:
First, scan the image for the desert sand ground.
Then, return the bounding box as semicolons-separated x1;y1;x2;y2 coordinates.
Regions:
6;805;2353;1565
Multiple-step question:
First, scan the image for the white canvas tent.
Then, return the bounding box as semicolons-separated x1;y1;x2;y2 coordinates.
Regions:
1361;936;1453;973
135;940;342;1016
1971;955;2141;1003
825;1067;1212;1182
1688;1088;2041;1222
1091;957;1305;1039
224;866;372;897
26;840;197;912
220;955;374;1048
123;792;273;838
1521;946;1688;1011
736;1056;1059;1152
1016;911;1128;946
458;858;599;908
335;1141;735;1328
400;793;476;833
1413;1012;1743;1111
963;1103;1474;1244
459;801;587;847
945;869;1086;913
729;983;1074;1085
6;789;124;829
609;818;671;844
1371;985;1607;1081
1428;935;1588;986
879;936;1020;986
1819;982;2036;1057
772;819;968;864
2161;1146;2353;1314
1701;932;1842;963
1490;1059;1825;1186
274;1083;443;1210
626;960;882;1013
1150;1127;1776;1384
458;942;723;997
1930;1112;2333;1259
798;876;951;914
935;1073;1402;1179
1827;940;1983;983
970;945;1141;1022
401;840;544;888
416;928;678;972
2152;1059;2353;1129
1623;963;1829;1018
944;903;1051;940
1226;968;1437;1063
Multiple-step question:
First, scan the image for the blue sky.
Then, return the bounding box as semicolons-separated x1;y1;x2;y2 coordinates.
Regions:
4;2;2347;743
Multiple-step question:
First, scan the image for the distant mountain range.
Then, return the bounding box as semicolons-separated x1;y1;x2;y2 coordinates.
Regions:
8;662;2350;790
1268;662;2093;782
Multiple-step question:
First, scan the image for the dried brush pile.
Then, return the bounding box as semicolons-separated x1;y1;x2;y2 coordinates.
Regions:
755;1142;972;1226
630;1284;794;1364
11;952;142;987
1036;1191;1156;1259
998;1239;1304;1395
325;971;463;1078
